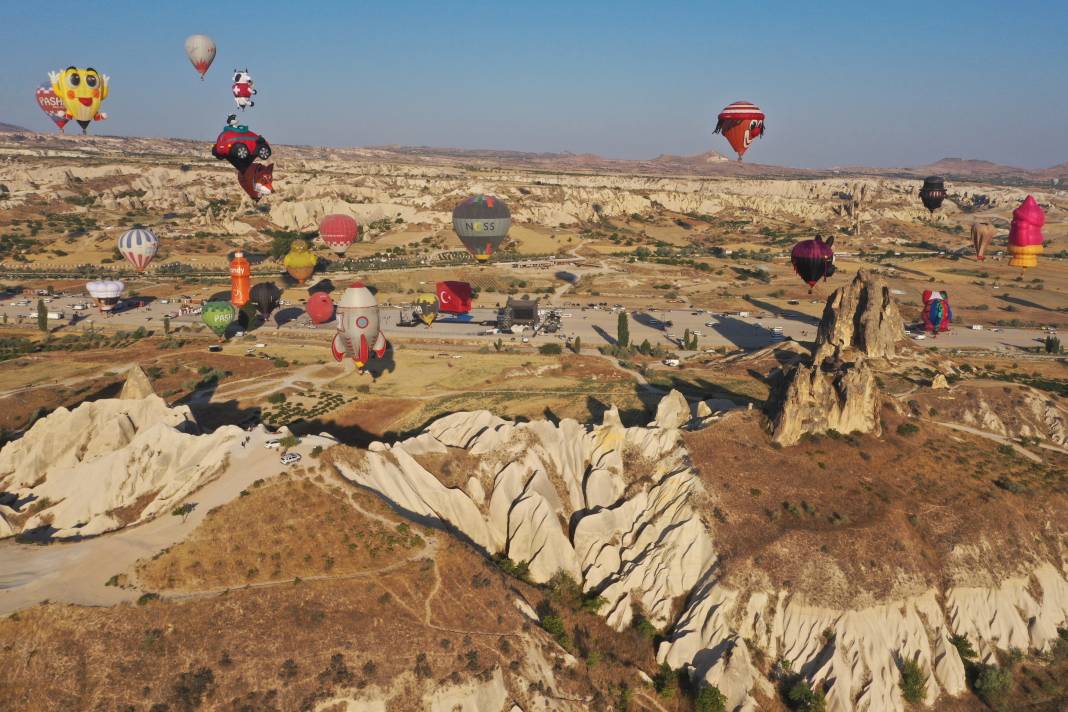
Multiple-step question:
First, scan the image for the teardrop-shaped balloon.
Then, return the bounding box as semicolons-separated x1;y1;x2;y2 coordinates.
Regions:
249;282;282;318
452;195;511;262
790;236;835;288
35;84;69;131
117;228;159;271
184;34;217;79
319;214;359;256
714;101;765;161
971;222;996;262
919;176;946;213
202;301;236;337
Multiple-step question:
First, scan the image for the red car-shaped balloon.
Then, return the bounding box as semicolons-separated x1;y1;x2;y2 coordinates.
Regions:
212;123;271;163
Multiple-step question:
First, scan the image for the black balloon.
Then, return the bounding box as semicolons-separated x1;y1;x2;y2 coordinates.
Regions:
249;282;282;317
919;176;946;213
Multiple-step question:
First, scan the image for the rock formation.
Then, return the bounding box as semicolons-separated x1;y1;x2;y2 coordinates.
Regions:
768;270;904;445
816;269;905;360
0;377;239;538
331;392;1068;712
118;364;157;401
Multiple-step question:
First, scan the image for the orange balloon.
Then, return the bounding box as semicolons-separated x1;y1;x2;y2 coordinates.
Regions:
714;101;765;161
230;251;251;307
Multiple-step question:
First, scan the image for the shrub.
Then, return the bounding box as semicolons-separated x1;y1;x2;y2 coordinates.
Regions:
279;435;299;448
267;392;286;404
538;342;562;355
137;592;160;606
899;659;927;704
695;685;728;712
896;422;919;436
653;662;678;699
972;664;1012;708
310;445;323;458
539;612;571;649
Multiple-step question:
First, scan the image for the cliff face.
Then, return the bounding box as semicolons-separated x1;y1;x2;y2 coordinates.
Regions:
331;391;1068;712
816;270;905;360
0;380;239;539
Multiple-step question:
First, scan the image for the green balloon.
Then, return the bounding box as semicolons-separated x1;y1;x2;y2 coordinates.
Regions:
202;301;237;336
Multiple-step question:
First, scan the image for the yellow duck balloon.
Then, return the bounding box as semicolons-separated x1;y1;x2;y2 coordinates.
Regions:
48;66;109;133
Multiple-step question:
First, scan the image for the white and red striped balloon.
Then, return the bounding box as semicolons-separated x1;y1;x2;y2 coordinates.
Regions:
117;228;159;271
319;214;359;256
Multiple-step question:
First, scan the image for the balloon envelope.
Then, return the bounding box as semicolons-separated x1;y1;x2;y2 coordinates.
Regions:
452;195;511;262
86;280;124;311
283;239;317;284
919;177;946;213
415;293;439;326
237;163;272;201
306;292;335;324
117;228;159;271
49;67;108;133
184;35;216;79
202;301;236;336
249;282;282;317
922;292;952;333
230;251;251;307
437;281;473;314
35;84;69;131
714;101;765;160
319;214;359;255
790;236;835;288
971;223;996;261
1008;195;1045;269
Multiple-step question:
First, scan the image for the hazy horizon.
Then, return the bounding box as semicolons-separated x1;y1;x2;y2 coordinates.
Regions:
3;0;1066;169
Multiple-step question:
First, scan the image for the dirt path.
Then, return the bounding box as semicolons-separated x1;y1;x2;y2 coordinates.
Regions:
927;420;1044;463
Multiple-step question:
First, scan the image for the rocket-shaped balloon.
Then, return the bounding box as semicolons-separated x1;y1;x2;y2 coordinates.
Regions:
330;282;388;370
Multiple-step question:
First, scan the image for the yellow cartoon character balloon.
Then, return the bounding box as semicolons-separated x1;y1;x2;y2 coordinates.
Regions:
48;66;109;133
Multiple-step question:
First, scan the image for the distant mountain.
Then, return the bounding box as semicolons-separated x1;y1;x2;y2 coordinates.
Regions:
906;157;1029;178
0;122;31;133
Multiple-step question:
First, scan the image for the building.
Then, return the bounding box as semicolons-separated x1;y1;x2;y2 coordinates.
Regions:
498;297;539;330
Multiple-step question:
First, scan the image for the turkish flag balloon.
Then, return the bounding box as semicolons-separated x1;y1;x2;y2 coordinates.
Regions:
437;281;473;314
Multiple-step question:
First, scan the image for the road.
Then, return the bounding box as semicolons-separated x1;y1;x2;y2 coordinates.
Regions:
0;290;1055;356
0;428;331;614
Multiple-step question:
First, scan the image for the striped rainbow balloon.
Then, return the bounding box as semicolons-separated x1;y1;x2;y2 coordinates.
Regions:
117;228;159;271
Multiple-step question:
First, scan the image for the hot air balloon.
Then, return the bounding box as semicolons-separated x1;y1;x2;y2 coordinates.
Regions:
713;101;765;161
919;177;947;213
230;251;251;307
306;291;335;325
331;283;388;371
437;281;473;314
117;228;159;271
232;69;256;110
1008;195;1045;269
184;35;216;80
283;239;317;284
86;280;124;313
415;293;439;327
48;67;109;134
971;222;997;262
35;84;69;132
790;236;836;290
921;290;952;335
249;282;282;318
202;301;236;337
452;195;511;262
319;214;359;256
237;162;273;201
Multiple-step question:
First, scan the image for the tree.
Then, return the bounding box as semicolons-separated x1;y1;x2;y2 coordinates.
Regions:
695;685;728;712
36;299;47;332
163;316;171;335
899;659;927;704
1044;334;1061;354
617;311;630;348
571;336;581;354
973;664;1012;709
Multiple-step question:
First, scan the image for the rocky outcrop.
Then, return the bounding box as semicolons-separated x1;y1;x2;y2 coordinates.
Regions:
334;390;714;629
769;355;881;446
118;365;157;401
816;270;905;360
0;387;239;538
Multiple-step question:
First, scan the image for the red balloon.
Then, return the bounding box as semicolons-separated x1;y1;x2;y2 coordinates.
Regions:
306;292;335;324
437;281;473;314
36;84;69;132
319;214;359;255
714;101;765;161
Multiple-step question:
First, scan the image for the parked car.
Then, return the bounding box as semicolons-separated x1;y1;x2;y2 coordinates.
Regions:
264;439;281;449
280;452;302;465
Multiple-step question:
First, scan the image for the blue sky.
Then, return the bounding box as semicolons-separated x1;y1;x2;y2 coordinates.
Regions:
2;0;1065;168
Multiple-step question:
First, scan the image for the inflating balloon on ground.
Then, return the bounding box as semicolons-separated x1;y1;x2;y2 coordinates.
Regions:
283;239;317;284
1008;195;1044;269
331;283;387;371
